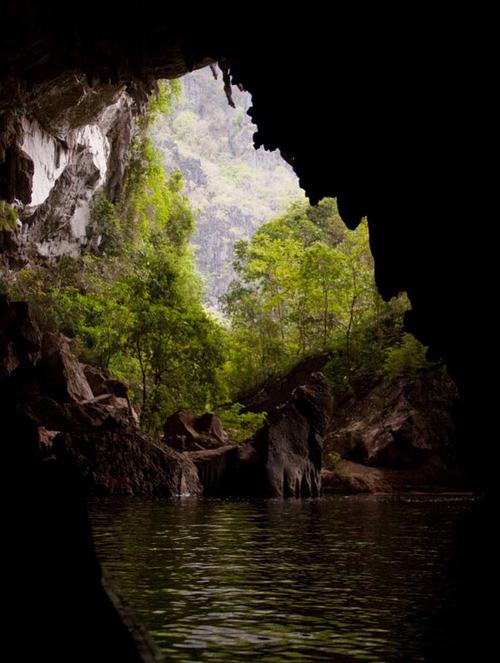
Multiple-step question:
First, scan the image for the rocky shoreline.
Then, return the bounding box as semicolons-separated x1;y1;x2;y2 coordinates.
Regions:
2;294;468;497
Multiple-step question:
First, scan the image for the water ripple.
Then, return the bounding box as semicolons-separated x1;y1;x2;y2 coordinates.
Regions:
90;494;474;662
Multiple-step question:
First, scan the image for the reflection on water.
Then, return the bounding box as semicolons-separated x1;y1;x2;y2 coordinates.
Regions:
89;495;474;662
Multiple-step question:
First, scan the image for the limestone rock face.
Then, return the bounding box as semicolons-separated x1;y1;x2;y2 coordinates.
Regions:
325;373;458;469
193;372;333;497
21;92;135;259
1;81;136;266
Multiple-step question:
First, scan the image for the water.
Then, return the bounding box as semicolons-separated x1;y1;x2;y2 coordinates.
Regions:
89;495;475;662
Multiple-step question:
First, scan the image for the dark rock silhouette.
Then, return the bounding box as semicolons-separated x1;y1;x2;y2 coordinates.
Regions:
325;371;458;469
4;411;157;662
193;372;333;497
236;350;333;414
40;331;94;402
0;294;200;497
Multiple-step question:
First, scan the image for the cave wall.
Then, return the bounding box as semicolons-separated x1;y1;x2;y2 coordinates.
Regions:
0;75;136;266
0;6;493;486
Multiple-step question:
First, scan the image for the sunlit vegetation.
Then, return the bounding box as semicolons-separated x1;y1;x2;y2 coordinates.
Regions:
5;80;433;436
152;67;302;309
7;81;226;435
0;201;17;231
221;198;424;396
215;404;267;443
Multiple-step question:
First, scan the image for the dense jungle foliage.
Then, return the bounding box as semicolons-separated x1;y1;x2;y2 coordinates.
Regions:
2;81;432;436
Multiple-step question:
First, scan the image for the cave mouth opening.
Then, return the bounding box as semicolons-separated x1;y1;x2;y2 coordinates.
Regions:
1;60;467;492
2;18;490;660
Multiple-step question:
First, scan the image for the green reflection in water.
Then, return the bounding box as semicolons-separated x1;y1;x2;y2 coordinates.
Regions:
90;495;473;662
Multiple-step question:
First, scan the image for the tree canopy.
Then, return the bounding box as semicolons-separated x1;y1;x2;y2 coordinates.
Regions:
221;198;413;395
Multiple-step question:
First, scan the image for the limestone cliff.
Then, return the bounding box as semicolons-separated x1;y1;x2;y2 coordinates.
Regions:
0;76;136;268
153;67;302;309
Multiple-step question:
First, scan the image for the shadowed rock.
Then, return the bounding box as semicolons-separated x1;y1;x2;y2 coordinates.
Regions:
1;294;200;497
163;409;228;451
322;460;469;494
236;350;333;414
192;372;333;497
325;372;458;469
40;332;94;403
0;294;41;382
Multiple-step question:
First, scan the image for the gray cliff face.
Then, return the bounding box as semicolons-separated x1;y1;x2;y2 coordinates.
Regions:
152;67;304;310
1;76;136;267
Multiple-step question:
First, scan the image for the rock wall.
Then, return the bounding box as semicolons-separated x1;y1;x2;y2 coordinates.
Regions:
0;294;201;497
191;373;333;497
1;80;135;266
322;371;469;493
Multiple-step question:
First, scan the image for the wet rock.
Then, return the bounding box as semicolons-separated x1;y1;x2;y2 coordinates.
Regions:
54;427;201;496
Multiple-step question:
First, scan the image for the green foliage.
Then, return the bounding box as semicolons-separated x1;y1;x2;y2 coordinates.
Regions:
4;75;432;437
8;90;226;436
327;451;342;467
0;201;17;231
140;79;182;129
215;404;267;443
383;333;431;380
222;198;414;396
150;68;303;308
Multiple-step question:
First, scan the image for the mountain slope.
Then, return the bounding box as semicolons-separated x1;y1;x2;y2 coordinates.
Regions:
153;67;303;309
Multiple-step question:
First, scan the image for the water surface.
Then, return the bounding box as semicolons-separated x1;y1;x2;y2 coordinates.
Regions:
89;495;474;662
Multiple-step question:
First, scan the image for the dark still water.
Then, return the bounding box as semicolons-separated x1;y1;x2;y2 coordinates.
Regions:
89;495;475;662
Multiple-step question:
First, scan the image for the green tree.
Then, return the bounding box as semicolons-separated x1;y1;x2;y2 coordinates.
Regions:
222;198;411;396
7;82;227;435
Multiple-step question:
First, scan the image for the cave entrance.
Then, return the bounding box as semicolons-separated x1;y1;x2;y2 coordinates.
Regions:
1;56;474;663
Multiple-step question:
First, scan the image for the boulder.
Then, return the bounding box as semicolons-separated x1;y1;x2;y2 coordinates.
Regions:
195;412;228;444
83;364;130;399
83;364;111;396
163;409;228;451
192;372;333;497
83;364;138;424
104;378;129;399
53;427;202;496
40;332;94;403
322;460;470;494
325;372;458;469
235;350;333;413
